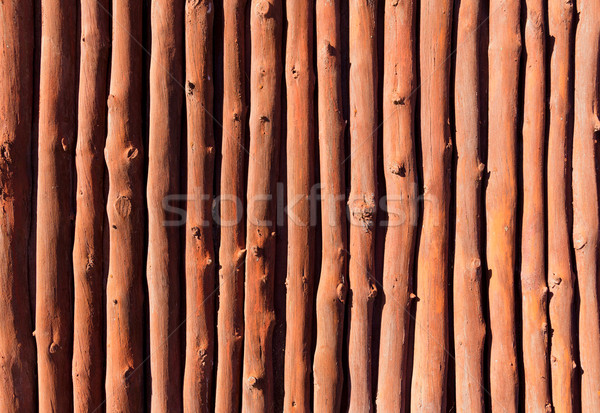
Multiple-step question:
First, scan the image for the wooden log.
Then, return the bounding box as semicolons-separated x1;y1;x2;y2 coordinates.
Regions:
547;0;576;410
147;0;184;410
35;0;78;410
486;0;521;410
375;0;418;411
183;1;215;412
312;0;348;410
572;0;600;410
452;0;486;411
0;0;37;411
72;0;110;409
105;0;145;410
409;0;453;411
215;0;247;411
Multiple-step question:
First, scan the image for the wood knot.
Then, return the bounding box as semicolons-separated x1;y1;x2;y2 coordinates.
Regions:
186;81;195;95
255;0;272;17
49;343;59;354
115;195;132;218
336;283;347;302
390;163;406;177
251;246;263;258
191;226;201;239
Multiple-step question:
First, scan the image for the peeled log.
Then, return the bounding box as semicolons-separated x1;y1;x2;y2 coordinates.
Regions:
410;0;452;411
0;0;36;411
375;0;418;411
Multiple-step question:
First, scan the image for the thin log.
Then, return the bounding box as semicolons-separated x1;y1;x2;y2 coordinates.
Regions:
486;0;521;410
547;0;576;411
104;0;145;410
452;0;486;411
0;0;37;411
72;0;110;409
35;0;78;410
572;0;600;410
410;0;453;411
375;0;418;411
215;0;247;411
241;0;282;411
312;0;348;410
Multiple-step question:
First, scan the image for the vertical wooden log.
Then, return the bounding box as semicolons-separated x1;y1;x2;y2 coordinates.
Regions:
72;0;110;409
35;0;77;410
147;0;184;410
547;0;576;411
215;0;247;411
521;0;551;411
313;0;347;410
183;0;215;411
453;0;486;411
572;0;600;410
0;0;37;411
283;1;315;411
242;0;282;410
347;0;378;410
410;0;453;411
486;0;521;411
375;0;417;411
105;0;145;410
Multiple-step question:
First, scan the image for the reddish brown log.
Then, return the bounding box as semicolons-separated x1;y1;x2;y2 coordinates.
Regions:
35;0;78;410
183;1;215;412
214;0;247;412
452;0;486;411
147;0;184;410
283;0;315;411
486;0;521;411
104;0;145;410
572;0;600;410
375;0;417;411
547;0;576;410
72;0;110;409
0;0;37;411
347;0;378;410
241;0;282;410
521;0;551;411
312;0;348;410
410;0;452;411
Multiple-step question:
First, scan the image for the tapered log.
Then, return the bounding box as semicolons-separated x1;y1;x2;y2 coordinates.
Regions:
0;0;36;411
241;0;282;411
183;1;215;412
521;1;551;411
347;0;378;410
283;1;315;411
375;0;417;411
215;0;247;412
410;0;452;411
104;0;145;410
572;0;600;410
72;0;110;410
486;0;521;411
35;0;78;410
547;0;576;411
452;0;485;411
313;0;347;410
147;0;184;410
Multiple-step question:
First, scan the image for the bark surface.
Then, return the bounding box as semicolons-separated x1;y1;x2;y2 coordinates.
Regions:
375;0;418;411
410;0;453;411
283;0;315;412
72;0;110;410
547;0;576;411
0;0;36;411
453;0;486;411
104;0;145;410
35;0;78;410
215;0;247;412
183;1;215;412
313;0;348;410
486;0;521;411
147;0;184;410
572;0;600;410
241;0;282;411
